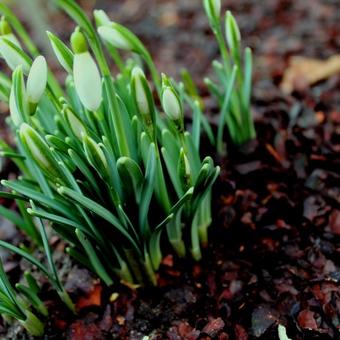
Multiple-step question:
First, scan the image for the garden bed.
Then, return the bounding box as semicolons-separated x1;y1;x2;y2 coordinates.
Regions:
0;0;339;339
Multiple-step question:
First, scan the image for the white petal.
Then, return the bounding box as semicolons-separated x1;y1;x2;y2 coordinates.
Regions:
27;56;47;103
98;26;131;51
0;37;30;74
73;52;102;111
162;88;181;120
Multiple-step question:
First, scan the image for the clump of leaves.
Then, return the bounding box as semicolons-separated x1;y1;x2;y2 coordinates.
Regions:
0;0;255;335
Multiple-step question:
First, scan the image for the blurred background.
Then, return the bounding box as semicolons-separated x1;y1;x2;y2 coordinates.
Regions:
4;0;340;87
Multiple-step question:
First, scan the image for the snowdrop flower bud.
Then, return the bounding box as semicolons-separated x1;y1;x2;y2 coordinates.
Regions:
162;87;181;120
19;123;60;179
63;106;86;140
71;30;102;111
82;134;108;177
131;67;150;116
161;75;182;122
97;25;132;51
211;0;221;19
225;11;241;52
26;56;47;112
204;0;221;24
93;10;111;27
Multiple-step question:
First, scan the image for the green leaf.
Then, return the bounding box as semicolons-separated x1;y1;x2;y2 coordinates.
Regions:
139;143;156;237
0;241;53;282
57;186;141;254
117;157;143;202
217;65;237;154
0;205;27;231
47;31;74;73
75;229;113;286
2;179;77;221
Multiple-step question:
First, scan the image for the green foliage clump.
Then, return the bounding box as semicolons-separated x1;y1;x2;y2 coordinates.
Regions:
0;0;255;335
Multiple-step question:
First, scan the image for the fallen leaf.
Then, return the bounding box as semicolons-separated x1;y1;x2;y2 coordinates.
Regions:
281;55;340;93
297;309;318;330
76;284;102;310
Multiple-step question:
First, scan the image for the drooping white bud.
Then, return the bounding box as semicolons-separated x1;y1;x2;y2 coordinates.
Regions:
73;52;102;111
26;56;47;104
97;25;132;51
162;87;182;121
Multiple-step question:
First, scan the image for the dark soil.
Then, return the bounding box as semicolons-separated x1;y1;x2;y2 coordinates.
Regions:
0;0;339;339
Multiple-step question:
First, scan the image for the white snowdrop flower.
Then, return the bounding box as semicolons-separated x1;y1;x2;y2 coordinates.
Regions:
27;56;47;104
162;87;182;121
98;25;132;51
73;52;102;111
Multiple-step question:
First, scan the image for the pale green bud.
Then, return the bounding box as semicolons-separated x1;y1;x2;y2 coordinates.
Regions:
212;0;221;19
19;123;60;179
204;0;221;25
63;106;86;140
82;134;108;176
26;56;47;106
97;25;132;51
225;11;241;52
73;51;102;111
161;86;182;121
70;30;87;54
93;10;111;26
131;67;150;115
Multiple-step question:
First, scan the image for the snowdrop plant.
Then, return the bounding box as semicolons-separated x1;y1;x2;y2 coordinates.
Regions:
0;261;45;336
0;0;219;314
203;0;256;152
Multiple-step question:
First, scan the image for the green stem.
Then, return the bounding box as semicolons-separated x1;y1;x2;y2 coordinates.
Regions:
20;311;44;337
58;288;76;314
